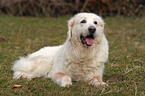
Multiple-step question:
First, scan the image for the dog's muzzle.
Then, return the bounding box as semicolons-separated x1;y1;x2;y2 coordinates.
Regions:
80;26;96;46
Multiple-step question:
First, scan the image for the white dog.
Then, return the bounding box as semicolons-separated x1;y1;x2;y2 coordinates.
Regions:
12;13;109;87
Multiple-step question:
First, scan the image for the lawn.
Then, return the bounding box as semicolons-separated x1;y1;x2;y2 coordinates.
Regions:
0;15;144;96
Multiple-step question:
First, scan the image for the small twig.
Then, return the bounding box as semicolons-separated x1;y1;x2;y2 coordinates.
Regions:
134;82;137;96
123;66;141;75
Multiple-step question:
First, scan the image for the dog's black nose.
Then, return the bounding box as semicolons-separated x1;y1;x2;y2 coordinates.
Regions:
88;26;96;33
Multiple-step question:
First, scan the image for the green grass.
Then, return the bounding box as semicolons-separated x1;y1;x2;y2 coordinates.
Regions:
0;15;145;96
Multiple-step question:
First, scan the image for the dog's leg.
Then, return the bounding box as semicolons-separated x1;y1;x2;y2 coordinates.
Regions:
88;76;107;86
53;72;72;87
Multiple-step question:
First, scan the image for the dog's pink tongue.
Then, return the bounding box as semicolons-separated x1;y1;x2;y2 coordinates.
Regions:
85;38;94;45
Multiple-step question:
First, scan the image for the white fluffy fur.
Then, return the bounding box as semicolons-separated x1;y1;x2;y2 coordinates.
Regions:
12;13;109;87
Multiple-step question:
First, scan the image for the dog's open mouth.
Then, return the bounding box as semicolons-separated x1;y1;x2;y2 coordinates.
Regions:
80;34;94;46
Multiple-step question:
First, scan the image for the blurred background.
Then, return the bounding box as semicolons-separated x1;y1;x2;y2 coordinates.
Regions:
0;0;145;17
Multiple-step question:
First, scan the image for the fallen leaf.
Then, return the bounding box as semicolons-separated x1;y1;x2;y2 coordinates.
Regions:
12;85;22;89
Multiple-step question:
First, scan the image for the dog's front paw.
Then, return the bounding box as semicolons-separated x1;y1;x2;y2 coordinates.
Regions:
93;81;108;87
60;75;72;87
54;73;72;87
88;76;108;87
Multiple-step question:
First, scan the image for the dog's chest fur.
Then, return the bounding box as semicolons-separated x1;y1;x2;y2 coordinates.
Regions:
64;49;99;81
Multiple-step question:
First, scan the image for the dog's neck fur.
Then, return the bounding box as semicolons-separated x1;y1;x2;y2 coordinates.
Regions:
64;37;102;60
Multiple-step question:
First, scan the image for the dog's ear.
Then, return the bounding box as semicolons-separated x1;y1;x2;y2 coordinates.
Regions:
101;20;105;28
99;17;105;28
67;17;75;41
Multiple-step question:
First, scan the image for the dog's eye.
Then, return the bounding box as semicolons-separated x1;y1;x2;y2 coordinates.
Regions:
94;21;98;25
81;20;86;23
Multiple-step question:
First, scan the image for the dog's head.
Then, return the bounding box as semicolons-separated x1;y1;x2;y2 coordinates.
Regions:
68;13;105;47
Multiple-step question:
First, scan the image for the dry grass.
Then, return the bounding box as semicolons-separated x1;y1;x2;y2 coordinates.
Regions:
0;15;145;96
